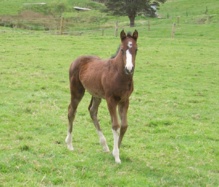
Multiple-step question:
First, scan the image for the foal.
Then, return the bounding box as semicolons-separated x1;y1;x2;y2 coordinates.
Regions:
65;30;138;163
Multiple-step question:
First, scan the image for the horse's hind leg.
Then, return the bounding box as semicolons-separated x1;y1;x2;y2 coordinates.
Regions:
65;81;85;151
88;97;110;152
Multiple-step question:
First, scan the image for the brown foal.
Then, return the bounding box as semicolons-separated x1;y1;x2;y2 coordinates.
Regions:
65;30;138;163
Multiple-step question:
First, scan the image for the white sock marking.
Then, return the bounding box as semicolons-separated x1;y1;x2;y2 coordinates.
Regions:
112;129;121;164
65;132;74;151
97;131;110;152
126;49;133;72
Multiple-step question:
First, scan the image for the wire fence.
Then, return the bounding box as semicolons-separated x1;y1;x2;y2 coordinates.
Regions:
0;12;216;40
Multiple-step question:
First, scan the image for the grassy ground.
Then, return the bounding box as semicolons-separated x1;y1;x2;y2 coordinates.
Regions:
0;0;219;186
0;0;102;15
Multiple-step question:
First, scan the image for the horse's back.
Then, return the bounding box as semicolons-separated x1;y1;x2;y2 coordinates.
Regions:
69;56;101;77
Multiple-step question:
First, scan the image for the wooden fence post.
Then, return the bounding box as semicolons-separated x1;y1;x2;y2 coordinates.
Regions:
115;21;118;37
171;23;176;38
205;6;208;14
148;20;150;31
177;16;180;25
60;16;64;35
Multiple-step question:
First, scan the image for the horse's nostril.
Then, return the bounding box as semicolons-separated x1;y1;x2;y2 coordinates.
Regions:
125;67;134;75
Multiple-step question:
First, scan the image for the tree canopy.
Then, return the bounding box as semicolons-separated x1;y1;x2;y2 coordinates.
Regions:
104;0;166;27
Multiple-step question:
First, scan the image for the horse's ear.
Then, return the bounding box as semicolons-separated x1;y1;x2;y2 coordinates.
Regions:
120;30;126;41
132;30;138;41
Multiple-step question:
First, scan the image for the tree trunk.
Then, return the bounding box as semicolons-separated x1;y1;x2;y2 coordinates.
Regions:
128;15;135;27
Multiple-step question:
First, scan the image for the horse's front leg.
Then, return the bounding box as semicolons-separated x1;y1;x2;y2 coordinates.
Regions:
118;100;129;148
106;97;121;164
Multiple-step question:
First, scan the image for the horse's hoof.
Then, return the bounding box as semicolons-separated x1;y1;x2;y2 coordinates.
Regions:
103;146;110;153
67;145;74;151
112;151;121;164
115;158;121;164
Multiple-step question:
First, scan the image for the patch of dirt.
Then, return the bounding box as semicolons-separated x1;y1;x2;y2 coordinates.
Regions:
19;10;54;20
195;15;210;24
0;10;58;30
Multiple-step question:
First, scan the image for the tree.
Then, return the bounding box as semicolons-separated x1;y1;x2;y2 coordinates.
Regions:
104;0;166;27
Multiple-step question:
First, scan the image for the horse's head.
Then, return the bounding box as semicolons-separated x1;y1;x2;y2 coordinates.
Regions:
120;30;138;75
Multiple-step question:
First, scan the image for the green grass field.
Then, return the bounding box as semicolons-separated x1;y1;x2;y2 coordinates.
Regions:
0;0;219;186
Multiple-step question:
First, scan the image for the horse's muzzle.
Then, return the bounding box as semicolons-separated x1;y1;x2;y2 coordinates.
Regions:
124;67;134;75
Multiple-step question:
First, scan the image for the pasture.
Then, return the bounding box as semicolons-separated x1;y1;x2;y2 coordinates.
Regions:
0;0;219;186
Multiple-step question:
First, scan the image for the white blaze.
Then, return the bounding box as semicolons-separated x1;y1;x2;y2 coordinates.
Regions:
126;49;133;72
125;41;133;72
128;41;133;48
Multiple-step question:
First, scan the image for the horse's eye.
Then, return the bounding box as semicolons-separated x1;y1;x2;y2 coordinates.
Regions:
121;49;125;55
135;49;138;53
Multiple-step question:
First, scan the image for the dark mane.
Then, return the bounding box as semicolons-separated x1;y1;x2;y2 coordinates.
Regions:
110;45;120;59
127;31;132;37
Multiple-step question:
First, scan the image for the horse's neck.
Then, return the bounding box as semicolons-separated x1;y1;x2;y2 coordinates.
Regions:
111;55;133;81
113;53;123;70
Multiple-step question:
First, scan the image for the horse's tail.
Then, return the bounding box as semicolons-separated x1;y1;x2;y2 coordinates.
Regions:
69;55;100;81
69;57;85;96
69;58;80;80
